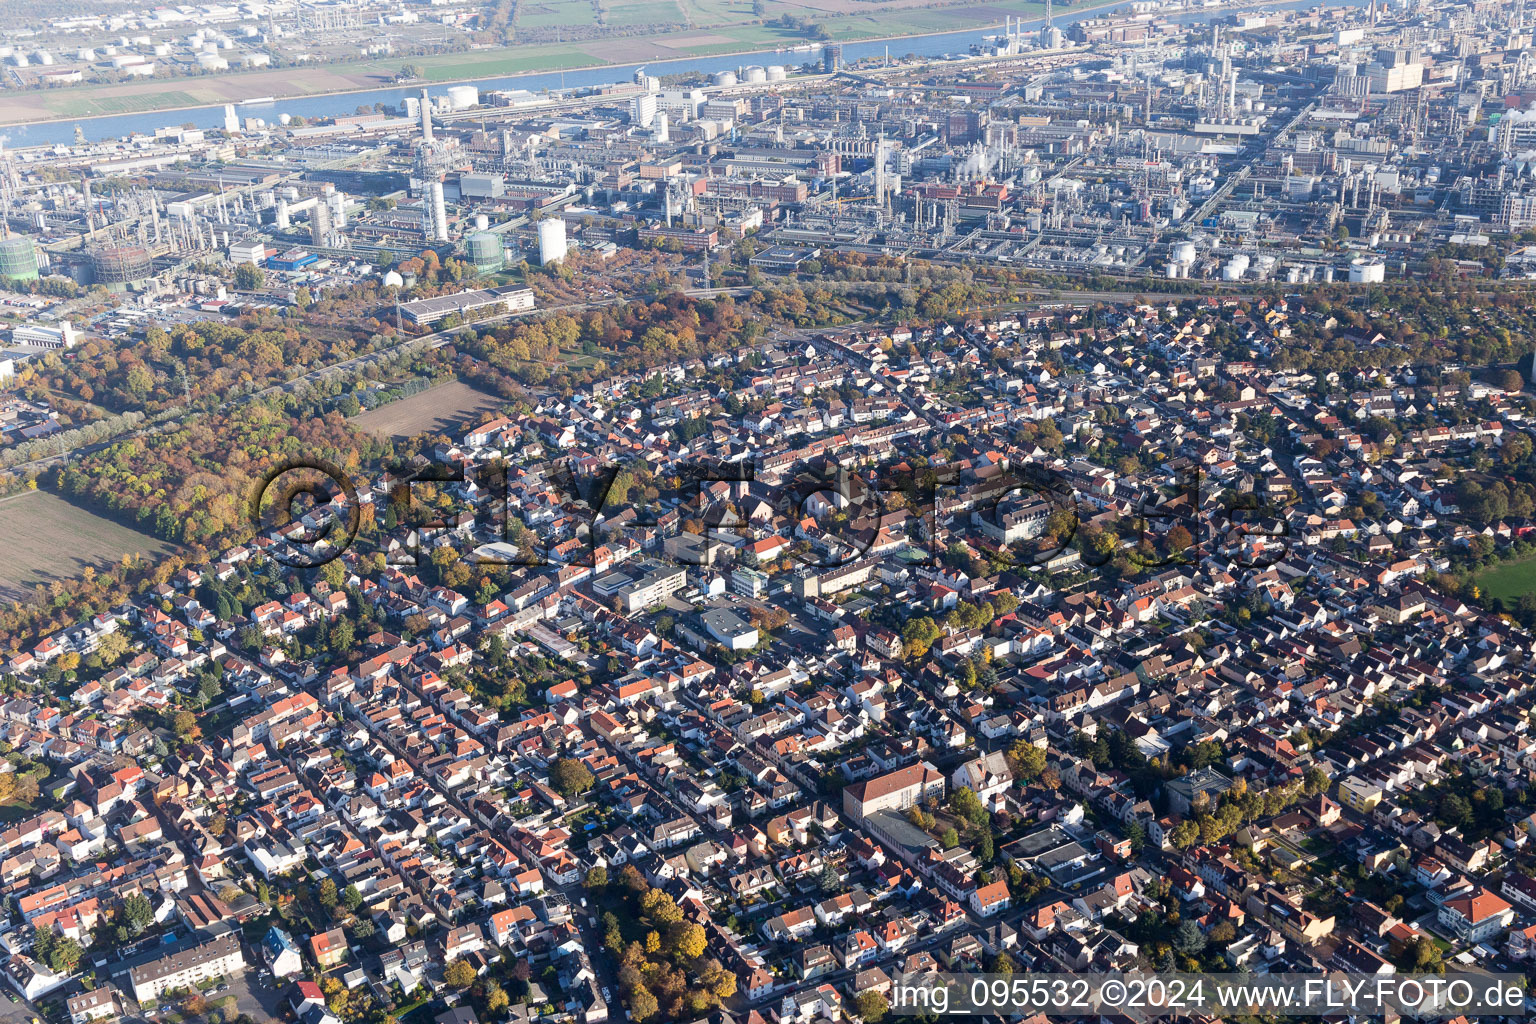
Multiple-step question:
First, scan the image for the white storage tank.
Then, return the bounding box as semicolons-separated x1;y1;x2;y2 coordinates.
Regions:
1172;241;1196;264
1347;258;1385;283
537;218;567;265
712;71;737;87
1221;254;1250;280
447;85;480;109
742;65;767;83
765;65;787;81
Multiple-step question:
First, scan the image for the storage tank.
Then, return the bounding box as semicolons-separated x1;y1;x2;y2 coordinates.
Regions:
91;244;152;290
742;65;767;83
475;213;490;231
1347;258;1385;283
0;237;40;281
537;218;567;265
1171;240;1196;264
447;85;480;109
467;231;503;274
712;71;737;87
765;65;787;81
1221;254;1249;281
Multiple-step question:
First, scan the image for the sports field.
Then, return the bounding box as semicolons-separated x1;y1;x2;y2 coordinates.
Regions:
350;379;507;440
1477;555;1536;603
0;489;180;601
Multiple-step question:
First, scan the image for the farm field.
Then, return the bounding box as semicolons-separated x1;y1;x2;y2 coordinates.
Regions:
0;489;181;602
0;0;1067;125
350;379;507;439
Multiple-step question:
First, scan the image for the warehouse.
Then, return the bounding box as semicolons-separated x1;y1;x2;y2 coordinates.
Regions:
399;286;535;327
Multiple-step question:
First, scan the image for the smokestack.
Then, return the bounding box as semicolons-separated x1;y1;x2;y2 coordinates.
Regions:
420;88;434;144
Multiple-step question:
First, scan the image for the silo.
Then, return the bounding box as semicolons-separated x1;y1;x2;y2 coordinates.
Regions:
429;180;448;242
326;190;347;228
475;213;490;231
91;244;152;290
537;218;567;265
0;237;40;281
467;231;503;274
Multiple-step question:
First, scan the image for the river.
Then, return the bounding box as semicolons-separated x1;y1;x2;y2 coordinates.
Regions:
6;0;1350;148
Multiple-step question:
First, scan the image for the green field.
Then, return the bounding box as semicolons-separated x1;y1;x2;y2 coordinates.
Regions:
0;489;180;601
1477;555;1536;602
5;0;1073;126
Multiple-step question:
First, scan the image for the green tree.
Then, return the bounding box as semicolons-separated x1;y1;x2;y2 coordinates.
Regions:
628;987;660;1022
855;991;888;1023
233;263;264;290
550;757;595;797
1007;739;1047;781
901;616;942;660
121;892;154;936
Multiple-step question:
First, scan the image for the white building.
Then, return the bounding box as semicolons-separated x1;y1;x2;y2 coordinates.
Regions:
229;240;267;266
1438;887;1514;944
12;323;77;350
67;987;118;1024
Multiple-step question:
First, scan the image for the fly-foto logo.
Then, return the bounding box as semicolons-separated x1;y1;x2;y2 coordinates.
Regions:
251;454;1294;574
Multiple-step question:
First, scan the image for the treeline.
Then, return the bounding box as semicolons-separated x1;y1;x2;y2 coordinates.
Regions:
0;410;147;471
56;406;391;547
466;291;764;390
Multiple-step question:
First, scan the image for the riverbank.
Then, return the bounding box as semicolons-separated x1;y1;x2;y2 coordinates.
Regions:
0;0;1076;128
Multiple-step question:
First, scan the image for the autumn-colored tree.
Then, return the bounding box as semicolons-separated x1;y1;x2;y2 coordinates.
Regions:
444;959;476;988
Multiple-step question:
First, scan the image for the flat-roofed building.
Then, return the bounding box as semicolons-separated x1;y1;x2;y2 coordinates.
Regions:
400;287;534;327
128;933;245;1004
